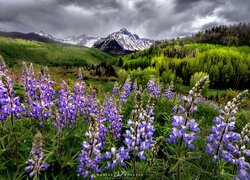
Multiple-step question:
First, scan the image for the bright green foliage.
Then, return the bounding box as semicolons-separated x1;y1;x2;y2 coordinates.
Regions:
122;43;250;89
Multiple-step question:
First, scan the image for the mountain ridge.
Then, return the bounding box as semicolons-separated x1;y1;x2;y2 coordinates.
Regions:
93;28;154;54
0;28;154;54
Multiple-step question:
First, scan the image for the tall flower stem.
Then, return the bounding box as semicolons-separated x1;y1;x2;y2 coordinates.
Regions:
133;124;138;175
11;112;18;163
58;131;62;158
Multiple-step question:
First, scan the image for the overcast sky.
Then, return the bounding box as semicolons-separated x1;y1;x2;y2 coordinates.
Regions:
0;0;249;40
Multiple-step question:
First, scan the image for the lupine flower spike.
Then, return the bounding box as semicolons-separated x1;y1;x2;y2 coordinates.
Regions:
147;75;161;99
77;114;102;179
0;55;8;73
103;147;130;170
104;96;123;140
25;132;49;178
164;81;174;99
112;81;120;98
120;76;132;104
166;76;209;149
234;122;250;180
206;90;248;163
58;81;77;128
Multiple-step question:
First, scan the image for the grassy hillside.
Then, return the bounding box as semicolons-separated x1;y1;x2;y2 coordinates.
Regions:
0;37;116;67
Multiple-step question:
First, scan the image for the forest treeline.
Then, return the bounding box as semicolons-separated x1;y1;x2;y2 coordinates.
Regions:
121;43;250;89
194;23;250;46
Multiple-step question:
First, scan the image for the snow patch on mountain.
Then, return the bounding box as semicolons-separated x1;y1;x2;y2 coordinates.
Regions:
37;31;100;48
93;28;154;52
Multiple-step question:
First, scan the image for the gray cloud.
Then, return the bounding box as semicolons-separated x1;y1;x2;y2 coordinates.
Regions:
0;0;249;40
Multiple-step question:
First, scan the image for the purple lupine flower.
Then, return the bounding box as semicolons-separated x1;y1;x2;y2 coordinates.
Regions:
147;75;161;99
40;67;55;104
95;104;107;148
85;86;98;122
206;90;248;163
123;92;155;160
235;157;250;180
103;147;130;170
21;62;29;83
73;81;85;116
40;67;52;84
164;81;174;99
25;132;49;178
103;96;123;140
77;115;103;179
21;63;45;119
57;81;77;128
29;63;35;78
132;79;139;94
112;81;120;98
0;55;8;73
0;73;23;121
233;122;250;179
166;76;209;149
141;96;155;150
29;85;53;127
120;76;132;104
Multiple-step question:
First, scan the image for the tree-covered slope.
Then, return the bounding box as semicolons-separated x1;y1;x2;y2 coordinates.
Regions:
121;42;250;89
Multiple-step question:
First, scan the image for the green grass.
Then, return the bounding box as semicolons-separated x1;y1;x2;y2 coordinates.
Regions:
85;79;115;93
178;85;227;98
0;37;117;68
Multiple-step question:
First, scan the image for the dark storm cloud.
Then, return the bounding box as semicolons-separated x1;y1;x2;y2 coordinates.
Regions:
217;0;250;23
174;0;203;12
56;0;122;9
0;0;249;40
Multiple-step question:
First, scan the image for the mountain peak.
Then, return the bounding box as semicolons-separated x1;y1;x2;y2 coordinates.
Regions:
93;28;154;53
119;28;130;35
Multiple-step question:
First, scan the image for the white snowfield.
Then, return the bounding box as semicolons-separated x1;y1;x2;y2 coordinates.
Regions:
37;31;100;48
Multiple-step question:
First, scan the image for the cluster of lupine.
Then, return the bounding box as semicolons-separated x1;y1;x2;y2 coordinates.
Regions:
0;57;23;121
147;75;161;98
78;81;157;178
206;90;250;179
166;76;209;149
24;132;49;178
123;90;155;160
1;55;250;179
22;63;55;127
77;95;128;179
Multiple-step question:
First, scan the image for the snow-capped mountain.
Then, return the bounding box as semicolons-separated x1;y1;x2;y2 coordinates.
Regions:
36;29;154;52
37;31;56;40
60;34;101;47
37;31;100;48
93;28;154;53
